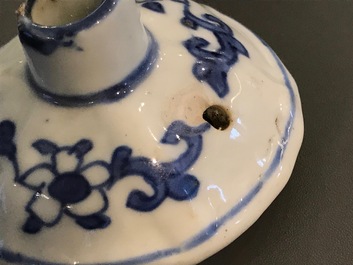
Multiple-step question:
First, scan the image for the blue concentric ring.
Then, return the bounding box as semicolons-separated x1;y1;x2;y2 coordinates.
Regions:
26;30;158;107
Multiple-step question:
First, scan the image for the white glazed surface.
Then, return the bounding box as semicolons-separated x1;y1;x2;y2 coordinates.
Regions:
0;1;303;264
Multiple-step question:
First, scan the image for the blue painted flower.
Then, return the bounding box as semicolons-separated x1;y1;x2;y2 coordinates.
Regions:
19;139;111;234
0;119;210;235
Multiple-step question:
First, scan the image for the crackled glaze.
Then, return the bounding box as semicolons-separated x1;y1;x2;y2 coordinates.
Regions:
0;0;303;264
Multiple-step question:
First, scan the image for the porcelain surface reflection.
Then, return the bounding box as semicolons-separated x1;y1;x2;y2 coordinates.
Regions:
0;0;303;264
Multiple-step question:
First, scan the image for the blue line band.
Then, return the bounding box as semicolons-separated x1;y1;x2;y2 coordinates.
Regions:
27;30;158;107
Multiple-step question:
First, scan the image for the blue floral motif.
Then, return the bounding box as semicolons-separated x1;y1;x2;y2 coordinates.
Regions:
16;138;111;234
172;0;249;98
0;119;210;234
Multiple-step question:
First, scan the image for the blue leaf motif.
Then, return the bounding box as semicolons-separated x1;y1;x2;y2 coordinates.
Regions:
22;214;44;234
75;213;111;230
0;120;15;140
0;120;16;160
181;18;198;30
142;2;165;13
167;174;200;201
32;140;58;155
109;146;132;188
69;139;93;158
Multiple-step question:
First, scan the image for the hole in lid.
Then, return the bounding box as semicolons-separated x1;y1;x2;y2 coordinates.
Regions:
30;0;103;26
203;105;231;131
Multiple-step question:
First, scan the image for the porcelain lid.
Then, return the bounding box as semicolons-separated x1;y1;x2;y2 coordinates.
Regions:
0;0;303;264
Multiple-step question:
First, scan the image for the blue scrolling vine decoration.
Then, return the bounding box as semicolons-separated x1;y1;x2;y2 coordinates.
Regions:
141;0;249;97
172;0;249;98
0;119;210;234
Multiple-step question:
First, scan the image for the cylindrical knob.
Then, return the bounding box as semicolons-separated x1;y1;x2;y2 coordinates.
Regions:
17;0;154;101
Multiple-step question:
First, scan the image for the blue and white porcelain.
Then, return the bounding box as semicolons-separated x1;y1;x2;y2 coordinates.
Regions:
0;0;304;264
